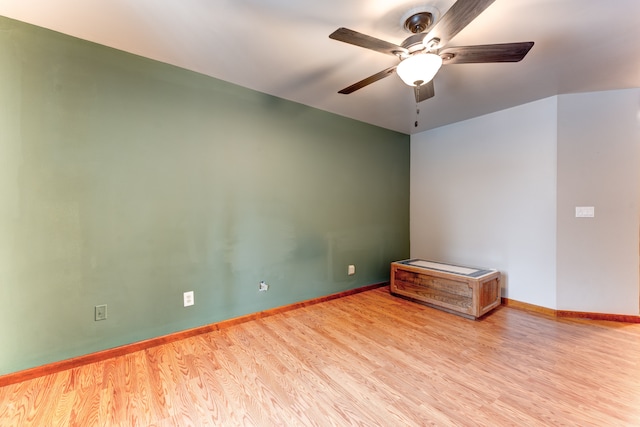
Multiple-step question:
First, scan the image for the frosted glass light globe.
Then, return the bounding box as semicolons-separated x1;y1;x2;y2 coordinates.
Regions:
396;53;443;86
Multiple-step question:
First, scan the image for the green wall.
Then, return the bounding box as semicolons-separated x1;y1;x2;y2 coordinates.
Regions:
0;16;409;375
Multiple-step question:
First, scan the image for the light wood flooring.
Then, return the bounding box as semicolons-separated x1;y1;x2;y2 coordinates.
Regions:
1;287;640;426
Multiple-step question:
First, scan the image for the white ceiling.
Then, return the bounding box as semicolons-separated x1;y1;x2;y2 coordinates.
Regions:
1;0;639;134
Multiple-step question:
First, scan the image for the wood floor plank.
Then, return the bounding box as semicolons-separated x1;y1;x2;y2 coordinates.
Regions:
185;352;242;425
224;327;315;423
2;287;640;426
66;385;99;427
246;320;343;426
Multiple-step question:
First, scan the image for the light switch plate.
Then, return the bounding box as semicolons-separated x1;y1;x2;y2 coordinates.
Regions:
575;206;595;218
95;304;107;321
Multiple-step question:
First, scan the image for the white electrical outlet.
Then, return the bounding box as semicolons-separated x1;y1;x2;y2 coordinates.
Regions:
183;291;194;307
348;264;356;276
259;281;269;292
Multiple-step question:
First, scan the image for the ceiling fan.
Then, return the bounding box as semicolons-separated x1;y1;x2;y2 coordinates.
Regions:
329;0;534;103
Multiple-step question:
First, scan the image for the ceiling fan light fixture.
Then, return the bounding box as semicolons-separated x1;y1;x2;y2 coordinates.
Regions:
396;53;443;87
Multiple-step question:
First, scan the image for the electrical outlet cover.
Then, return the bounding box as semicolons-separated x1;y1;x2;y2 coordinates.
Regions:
183;291;194;307
348;264;356;276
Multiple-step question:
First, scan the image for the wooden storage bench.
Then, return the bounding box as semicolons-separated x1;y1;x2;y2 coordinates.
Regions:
390;259;501;319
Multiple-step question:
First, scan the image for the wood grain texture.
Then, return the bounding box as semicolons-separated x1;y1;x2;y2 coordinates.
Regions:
2;286;640;425
391;261;501;318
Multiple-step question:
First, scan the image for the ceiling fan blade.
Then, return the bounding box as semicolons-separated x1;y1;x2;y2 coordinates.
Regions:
338;66;398;94
414;80;435;103
424;0;496;48
330;28;408;56
440;42;534;64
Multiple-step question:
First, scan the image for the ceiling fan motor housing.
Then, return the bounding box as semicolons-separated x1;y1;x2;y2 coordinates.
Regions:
404;12;433;33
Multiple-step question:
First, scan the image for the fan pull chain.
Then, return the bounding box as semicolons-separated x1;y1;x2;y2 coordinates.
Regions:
415;84;420;127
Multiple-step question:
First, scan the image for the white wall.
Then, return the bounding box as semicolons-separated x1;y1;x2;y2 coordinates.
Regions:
411;97;558;308
411;89;640;314
556;89;640;314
